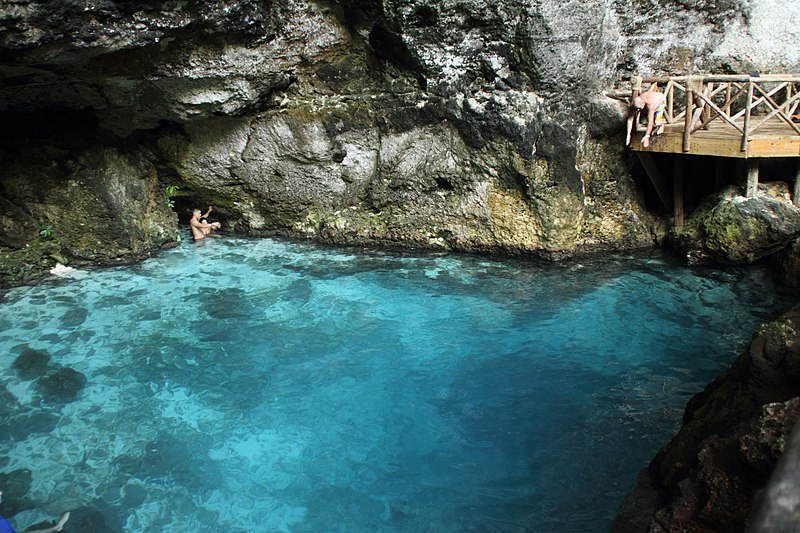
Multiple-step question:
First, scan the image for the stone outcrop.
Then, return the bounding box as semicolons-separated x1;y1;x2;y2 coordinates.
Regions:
669;184;800;266
614;304;800;532
2;1;798;284
773;239;800;292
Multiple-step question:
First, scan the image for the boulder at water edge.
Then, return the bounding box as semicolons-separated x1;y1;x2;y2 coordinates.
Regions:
670;185;800;265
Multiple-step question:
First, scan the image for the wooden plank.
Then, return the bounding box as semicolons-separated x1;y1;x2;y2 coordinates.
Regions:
746;138;800;157
636;152;672;209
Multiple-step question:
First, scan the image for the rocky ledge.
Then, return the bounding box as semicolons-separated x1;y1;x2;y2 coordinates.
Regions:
614;304;800;532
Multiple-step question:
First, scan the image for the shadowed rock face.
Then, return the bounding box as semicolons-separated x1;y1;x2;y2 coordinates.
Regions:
6;1;798;283
613;305;800;532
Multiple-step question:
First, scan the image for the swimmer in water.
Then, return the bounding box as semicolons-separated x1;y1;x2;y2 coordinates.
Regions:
0;491;70;533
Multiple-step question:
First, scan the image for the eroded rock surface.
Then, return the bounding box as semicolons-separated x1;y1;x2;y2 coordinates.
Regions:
614;304;800;532
3;1;798;283
670;185;800;266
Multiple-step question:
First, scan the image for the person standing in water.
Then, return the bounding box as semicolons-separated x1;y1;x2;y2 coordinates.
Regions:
189;206;221;241
0;491;69;533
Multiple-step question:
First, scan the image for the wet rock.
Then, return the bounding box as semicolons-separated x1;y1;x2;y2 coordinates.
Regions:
772;238;800;292
35;367;88;404
12;348;51;381
670;186;800;265
615;304;800;531
121;484;148;508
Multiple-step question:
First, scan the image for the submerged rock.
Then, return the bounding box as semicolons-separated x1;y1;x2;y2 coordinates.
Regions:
35;367;88;404
12;348;51;381
8;412;61;440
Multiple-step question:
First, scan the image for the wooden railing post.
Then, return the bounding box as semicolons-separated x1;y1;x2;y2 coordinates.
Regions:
741;78;754;152
683;76;698;152
632;76;642;98
667;82;674;122
725;83;732;115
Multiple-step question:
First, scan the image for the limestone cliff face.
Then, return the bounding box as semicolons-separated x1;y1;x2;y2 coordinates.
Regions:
1;0;799;283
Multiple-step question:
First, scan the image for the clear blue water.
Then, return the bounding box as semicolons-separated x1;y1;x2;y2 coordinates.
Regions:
0;236;790;532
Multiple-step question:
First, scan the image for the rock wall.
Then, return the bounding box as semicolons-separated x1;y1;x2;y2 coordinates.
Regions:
3;0;799;283
613;304;800;532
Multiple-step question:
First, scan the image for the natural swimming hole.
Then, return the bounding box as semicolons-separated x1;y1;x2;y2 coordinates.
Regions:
0;237;791;532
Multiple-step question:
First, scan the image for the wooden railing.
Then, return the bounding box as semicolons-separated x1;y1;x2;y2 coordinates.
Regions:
631;74;800;152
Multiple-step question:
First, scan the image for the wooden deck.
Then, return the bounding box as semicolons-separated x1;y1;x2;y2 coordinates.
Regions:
611;74;800;226
626;74;800;158
631;118;800;158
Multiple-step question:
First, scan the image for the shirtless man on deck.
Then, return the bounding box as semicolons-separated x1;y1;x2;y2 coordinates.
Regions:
626;91;666;148
189;206;221;241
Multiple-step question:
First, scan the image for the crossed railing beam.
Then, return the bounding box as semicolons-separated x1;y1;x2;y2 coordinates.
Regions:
633;74;800;152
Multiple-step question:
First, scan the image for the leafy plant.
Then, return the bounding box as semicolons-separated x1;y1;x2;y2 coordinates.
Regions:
38;225;54;238
165;185;180;209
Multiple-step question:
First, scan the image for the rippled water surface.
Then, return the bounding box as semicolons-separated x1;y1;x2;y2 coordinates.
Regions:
0;237;791;532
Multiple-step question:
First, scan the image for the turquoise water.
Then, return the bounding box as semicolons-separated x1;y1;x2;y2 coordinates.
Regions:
0;237;790;532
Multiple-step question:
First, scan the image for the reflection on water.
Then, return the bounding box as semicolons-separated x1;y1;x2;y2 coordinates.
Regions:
0;237;791;531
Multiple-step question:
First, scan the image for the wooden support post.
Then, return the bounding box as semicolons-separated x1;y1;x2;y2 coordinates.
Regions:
636;153;672;210
736;159;747;189
746;159;759;198
742;79;754;152
794;160;800;206
714;158;726;190
674;157;685;228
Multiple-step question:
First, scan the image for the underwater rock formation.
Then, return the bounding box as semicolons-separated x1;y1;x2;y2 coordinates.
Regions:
11;347;51;381
35;367;88;404
2;1;798;282
614;304;800;532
